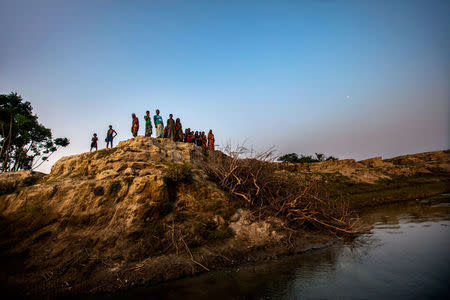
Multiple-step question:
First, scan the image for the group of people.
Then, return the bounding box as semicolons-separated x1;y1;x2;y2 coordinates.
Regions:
90;109;215;151
90;125;117;151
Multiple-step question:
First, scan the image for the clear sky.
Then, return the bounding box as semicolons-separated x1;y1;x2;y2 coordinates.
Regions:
1;0;449;173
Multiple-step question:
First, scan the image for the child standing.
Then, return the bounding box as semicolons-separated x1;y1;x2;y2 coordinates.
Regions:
106;125;117;148
90;133;98;151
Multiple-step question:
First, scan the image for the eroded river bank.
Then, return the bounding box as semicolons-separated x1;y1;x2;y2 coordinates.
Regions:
87;197;450;300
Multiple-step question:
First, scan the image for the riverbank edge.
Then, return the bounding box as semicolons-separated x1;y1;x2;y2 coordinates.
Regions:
75;188;450;298
2;183;449;298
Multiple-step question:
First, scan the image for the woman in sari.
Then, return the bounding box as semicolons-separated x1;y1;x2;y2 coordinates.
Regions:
144;110;152;137
131;113;139;137
174;118;183;141
186;129;194;143
207;130;215;150
183;129;189;142
201;132;207;149
165;114;175;139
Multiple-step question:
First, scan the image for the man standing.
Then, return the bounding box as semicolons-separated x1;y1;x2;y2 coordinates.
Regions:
106;125;117;148
144;111;153;137
154;109;164;138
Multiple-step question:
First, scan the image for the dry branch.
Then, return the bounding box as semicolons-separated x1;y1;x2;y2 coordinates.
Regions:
203;144;364;236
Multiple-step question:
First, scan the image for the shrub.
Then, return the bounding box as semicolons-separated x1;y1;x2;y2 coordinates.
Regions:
123;176;134;186
108;181;122;195
278;152;339;163
164;163;193;183
93;186;104;196
0;181;16;196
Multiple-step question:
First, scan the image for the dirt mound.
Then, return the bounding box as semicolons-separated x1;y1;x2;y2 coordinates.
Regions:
0;137;298;296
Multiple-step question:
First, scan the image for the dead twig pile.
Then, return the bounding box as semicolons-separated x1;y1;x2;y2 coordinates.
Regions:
203;144;363;235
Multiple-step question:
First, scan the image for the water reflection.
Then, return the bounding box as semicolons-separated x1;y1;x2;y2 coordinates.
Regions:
100;200;450;299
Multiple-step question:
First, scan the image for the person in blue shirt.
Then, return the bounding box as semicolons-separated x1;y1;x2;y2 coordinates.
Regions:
154;109;164;138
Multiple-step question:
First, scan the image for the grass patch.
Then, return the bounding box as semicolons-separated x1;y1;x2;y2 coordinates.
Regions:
0;181;17;196
108;181;122;195
93;186;104;196
123;176;134;186
86;146;122;160
164;163;193;183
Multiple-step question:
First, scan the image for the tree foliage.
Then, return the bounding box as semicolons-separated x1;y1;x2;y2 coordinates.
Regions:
0;92;69;172
277;152;338;163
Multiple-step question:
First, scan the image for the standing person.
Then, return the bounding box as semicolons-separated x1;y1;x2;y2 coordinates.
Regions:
106;125;117;148
144;111;153;137
183;129;189;142
165;114;175;139
208;130;215;150
154;109;164;138
131;113;139;138
174;118;183;141
186;129;194;143
201;131;207;149
194;131;200;146
90;133;98;151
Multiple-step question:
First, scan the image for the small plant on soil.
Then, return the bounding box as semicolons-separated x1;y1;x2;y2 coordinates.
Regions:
93;186;104;196
108;181;121;195
164;163;193;183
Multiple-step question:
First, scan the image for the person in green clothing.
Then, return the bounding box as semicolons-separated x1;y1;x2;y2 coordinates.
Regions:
154;109;164;138
144;110;153;137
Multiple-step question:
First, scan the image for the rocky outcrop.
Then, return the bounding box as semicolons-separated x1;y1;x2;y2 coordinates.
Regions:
0;140;448;297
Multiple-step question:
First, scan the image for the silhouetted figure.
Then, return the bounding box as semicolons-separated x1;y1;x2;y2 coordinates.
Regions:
90;133;98;151
106;125;117;148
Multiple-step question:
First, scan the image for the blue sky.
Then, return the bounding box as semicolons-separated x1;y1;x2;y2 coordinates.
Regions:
1;0;449;172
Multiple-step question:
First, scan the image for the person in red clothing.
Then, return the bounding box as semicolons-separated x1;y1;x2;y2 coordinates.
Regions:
174;118;183;142
207;130;215;150
201;131;207;149
131;113;139;137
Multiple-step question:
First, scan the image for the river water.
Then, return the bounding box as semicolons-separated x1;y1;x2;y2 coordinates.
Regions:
107;199;450;299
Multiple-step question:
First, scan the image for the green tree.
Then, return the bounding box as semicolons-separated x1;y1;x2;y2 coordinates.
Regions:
0;92;69;172
278;152;338;163
277;153;301;163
